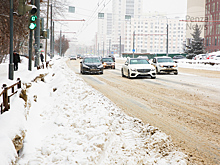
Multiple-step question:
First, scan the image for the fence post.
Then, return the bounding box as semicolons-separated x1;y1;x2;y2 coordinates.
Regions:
17;78;21;88
2;84;9;113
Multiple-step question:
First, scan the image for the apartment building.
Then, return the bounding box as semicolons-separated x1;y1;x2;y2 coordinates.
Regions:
124;15;186;54
205;0;220;52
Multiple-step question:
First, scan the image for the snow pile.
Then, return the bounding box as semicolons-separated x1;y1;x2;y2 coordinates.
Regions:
0;56;188;164
16;57;188;164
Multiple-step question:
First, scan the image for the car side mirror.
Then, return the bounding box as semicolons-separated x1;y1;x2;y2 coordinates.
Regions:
80;61;82;63
125;63;128;66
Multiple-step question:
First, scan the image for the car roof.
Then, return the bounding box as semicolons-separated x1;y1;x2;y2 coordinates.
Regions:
154;56;171;59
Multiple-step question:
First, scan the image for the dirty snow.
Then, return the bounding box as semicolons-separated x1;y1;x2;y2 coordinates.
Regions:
1;56;209;164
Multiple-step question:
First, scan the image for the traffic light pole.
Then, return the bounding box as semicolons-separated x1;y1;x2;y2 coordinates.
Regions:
50;4;53;58
9;0;14;80
34;0;40;66
28;0;34;71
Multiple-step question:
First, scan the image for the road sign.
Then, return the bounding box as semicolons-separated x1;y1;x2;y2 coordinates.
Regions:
132;49;135;52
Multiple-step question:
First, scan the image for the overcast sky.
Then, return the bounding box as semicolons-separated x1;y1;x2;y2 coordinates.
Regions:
58;0;187;47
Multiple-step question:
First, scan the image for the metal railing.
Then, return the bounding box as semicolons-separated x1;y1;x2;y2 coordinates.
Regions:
0;78;21;114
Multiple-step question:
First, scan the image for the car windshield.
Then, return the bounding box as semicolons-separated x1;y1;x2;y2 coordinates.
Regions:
102;58;114;62
84;58;101;63
130;59;149;64
157;58;174;63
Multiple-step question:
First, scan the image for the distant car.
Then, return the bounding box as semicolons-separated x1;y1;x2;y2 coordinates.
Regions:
70;55;77;60
194;54;207;60
101;57;115;69
137;56;149;61
152;56;178;75
80;57;103;74
173;55;186;59
108;55;115;62
77;54;84;59
214;55;220;60
207;54;216;59
121;58;156;79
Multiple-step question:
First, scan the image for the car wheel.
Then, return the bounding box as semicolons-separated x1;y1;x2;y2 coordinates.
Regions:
156;67;159;74
174;72;178;75
128;70;131;79
151;76;156;79
121;69;125;77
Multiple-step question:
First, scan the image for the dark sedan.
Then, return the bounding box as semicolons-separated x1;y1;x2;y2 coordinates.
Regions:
80;57;103;74
101;57;115;69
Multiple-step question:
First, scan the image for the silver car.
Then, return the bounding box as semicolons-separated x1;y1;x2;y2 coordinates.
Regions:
152;56;178;75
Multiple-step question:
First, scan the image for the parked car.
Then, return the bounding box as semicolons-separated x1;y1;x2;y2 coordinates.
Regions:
69;55;77;60
77;54;84;59
152;56;178;75
173;55;186;59
80;57;103;74
101;57;115;69
207;54;216;59
193;54;208;60
173;55;186;63
214;55;220;60
108;55;115;62
121;58;156;79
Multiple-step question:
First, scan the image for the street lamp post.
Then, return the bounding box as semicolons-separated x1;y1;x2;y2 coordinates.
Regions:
9;0;14;80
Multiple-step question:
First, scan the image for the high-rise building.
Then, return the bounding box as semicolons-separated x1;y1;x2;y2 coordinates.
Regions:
205;0;220;52
111;0;143;55
124;15;186;54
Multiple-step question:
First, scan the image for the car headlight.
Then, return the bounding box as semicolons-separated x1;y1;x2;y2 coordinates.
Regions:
82;64;90;68
173;64;178;67
111;63;115;65
103;62;106;65
159;64;164;67
130;68;136;71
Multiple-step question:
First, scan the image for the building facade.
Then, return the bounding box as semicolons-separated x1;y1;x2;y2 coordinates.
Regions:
205;0;220;52
124;15;186;54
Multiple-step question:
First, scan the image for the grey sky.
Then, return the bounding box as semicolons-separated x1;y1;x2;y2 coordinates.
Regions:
59;0;187;45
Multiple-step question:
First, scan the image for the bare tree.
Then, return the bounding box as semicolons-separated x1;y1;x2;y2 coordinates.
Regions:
54;35;69;56
0;0;69;63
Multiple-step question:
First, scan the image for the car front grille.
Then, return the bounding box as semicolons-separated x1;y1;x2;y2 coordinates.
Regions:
137;69;151;73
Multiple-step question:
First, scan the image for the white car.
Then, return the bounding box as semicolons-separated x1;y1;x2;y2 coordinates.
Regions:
214;55;220;60
121;58;156;79
152;56;178;75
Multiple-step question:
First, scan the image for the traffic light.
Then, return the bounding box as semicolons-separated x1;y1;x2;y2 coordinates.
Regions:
18;0;37;16
29;14;37;30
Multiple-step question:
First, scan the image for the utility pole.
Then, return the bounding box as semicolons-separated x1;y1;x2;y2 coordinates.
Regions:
9;0;14;80
119;36;121;57
166;23;169;56
28;0;34;71
103;41;104;57
45;0;50;62
50;4;53;58
98;43;99;56
34;0;40;67
133;31;135;58
52;21;55;56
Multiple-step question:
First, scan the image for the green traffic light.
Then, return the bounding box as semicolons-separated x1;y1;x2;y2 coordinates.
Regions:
30;15;37;22
29;23;37;30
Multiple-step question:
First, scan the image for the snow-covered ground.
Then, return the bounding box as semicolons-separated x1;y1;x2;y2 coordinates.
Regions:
0;56;219;164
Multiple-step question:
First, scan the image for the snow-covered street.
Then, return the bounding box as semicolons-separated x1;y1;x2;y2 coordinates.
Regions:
0;56;189;164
